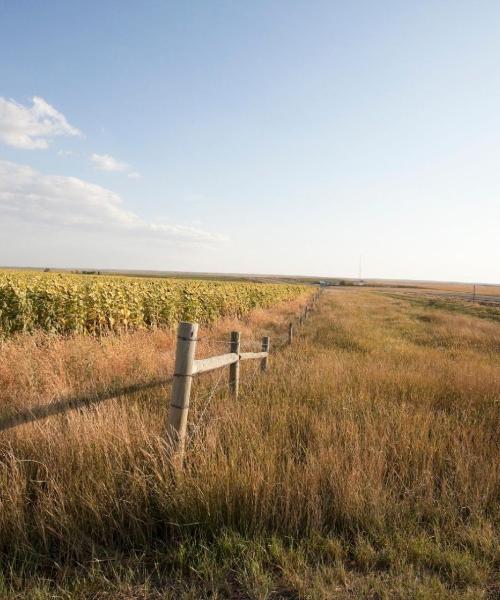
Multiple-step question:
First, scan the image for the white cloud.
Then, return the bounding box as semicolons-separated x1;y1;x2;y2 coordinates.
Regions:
0;160;226;244
90;153;129;172
90;153;142;179
0;96;81;149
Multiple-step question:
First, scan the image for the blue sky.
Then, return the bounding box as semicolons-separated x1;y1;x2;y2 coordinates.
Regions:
1;1;499;282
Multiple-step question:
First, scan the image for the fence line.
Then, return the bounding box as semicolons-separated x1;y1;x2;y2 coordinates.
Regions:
166;287;322;465
0;288;323;446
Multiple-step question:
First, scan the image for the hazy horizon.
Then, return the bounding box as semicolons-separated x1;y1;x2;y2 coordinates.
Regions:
1;2;499;283
1;263;498;288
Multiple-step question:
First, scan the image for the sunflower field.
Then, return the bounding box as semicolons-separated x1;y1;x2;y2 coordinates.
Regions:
0;270;307;336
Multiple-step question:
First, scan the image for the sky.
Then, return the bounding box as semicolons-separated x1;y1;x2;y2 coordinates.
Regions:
0;1;499;283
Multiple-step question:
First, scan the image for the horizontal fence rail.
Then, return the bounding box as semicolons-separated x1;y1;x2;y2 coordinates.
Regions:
239;351;268;361
194;352;240;375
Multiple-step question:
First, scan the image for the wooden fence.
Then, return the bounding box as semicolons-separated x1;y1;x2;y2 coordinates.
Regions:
0;289;322;458
166;288;321;465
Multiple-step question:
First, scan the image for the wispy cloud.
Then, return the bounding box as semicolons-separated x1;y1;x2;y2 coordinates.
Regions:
0;96;81;149
57;149;77;157
90;153;129;172
0;160;226;244
90;152;141;179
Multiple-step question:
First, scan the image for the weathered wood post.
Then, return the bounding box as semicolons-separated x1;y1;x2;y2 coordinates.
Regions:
288;322;293;345
261;336;270;371
229;331;240;398
304;306;308;320
167;321;198;465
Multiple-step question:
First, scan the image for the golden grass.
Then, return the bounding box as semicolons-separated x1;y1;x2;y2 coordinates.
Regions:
413;282;500;296
373;282;500;296
0;290;499;598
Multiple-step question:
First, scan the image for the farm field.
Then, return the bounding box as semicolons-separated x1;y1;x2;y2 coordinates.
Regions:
366;281;500;296
374;286;500;310
405;282;500;297
0;270;307;336
0;288;499;598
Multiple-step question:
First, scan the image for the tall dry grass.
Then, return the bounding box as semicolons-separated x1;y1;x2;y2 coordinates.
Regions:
0;293;309;416
0;290;499;598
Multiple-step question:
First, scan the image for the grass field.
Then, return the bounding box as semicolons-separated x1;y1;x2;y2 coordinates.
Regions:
405;282;500;296
0;289;499;598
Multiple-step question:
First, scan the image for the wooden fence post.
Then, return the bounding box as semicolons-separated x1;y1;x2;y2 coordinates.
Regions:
288;322;293;345
167;321;198;466
229;331;240;398
261;336;270;371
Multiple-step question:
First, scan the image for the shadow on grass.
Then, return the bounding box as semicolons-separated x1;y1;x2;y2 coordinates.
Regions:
0;377;172;432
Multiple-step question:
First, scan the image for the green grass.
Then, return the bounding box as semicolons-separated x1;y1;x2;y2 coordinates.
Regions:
3;531;496;599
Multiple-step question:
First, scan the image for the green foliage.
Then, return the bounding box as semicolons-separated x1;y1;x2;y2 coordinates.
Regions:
0;271;307;336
